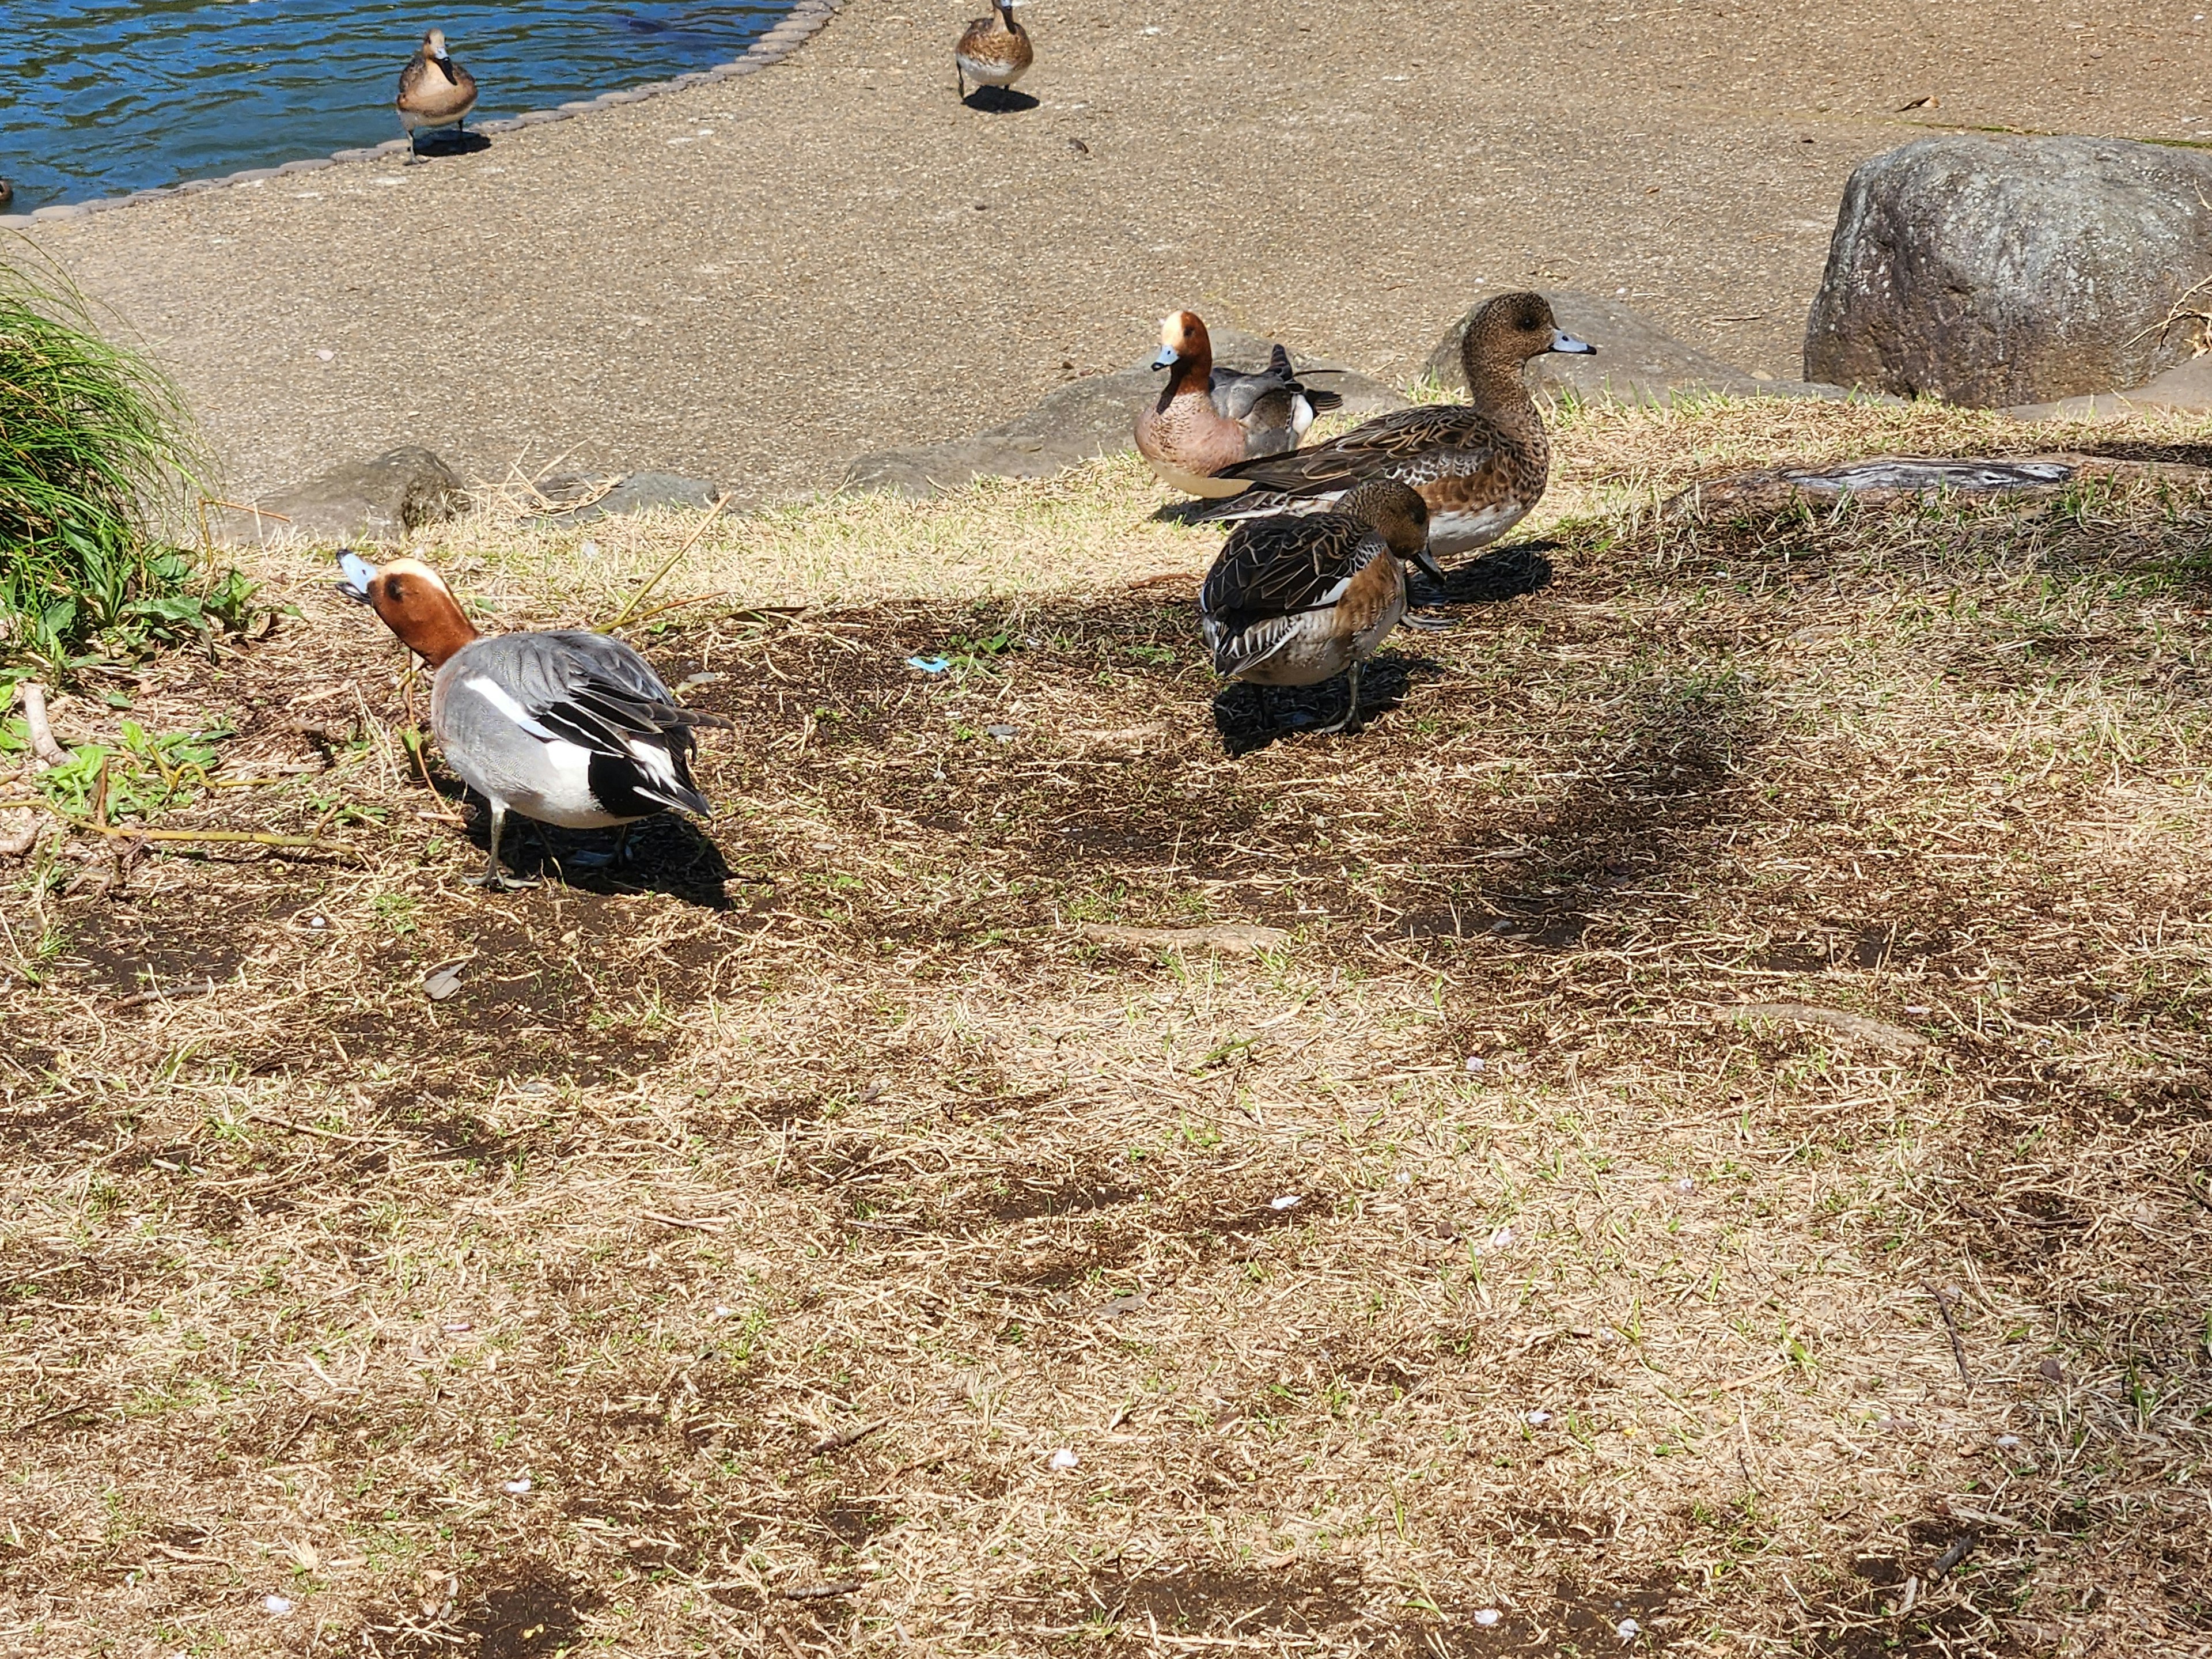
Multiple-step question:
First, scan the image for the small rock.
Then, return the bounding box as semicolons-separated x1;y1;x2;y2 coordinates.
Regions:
1805;135;2212;405
423;961;466;1002
260;446;468;546
534;470;727;522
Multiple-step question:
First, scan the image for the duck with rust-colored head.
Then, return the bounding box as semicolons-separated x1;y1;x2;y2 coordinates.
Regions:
1200;480;1445;736
956;0;1032;100
337;552;727;889
396;28;479;162
1135;310;1343;497
1195;292;1596;560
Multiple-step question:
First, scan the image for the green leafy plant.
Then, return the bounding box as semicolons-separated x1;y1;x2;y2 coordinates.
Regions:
0;241;252;678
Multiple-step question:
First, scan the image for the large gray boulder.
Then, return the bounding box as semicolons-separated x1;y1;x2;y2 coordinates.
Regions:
1804;136;2212;406
1424;291;1873;405
261;446;468;544
842;329;1407;498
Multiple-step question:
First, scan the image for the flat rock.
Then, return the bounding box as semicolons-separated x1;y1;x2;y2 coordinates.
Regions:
1805;136;2212;407
841;328;1407;498
257;446;468;545
2005;353;2212;420
1423;291;1882;406
533;470;729;521
1668;451;2211;517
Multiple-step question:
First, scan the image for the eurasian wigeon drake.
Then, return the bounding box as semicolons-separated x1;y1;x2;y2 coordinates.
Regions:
1196;293;1596;559
1200;479;1445;736
396;29;479;163
1135;311;1343;498
955;0;1032;101
336;552;727;888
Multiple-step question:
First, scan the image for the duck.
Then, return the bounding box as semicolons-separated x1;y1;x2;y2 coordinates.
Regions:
1194;292;1596;559
1135;311;1343;497
955;0;1032;101
1200;479;1445;736
396;28;479;163
335;552;726;888
0;180;13;211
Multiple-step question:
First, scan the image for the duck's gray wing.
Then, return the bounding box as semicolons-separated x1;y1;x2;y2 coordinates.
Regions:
464;631;729;815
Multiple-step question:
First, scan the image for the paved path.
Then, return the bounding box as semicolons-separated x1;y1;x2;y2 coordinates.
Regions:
24;0;2209;502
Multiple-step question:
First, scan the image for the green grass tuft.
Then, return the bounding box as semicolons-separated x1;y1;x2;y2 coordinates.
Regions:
0;239;251;680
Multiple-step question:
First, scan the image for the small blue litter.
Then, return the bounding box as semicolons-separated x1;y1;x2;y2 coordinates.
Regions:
906;655;952;673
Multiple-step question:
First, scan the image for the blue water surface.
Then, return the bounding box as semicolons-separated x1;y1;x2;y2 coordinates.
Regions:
3;2;787;213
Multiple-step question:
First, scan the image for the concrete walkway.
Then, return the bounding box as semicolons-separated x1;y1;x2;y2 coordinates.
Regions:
23;0;2209;502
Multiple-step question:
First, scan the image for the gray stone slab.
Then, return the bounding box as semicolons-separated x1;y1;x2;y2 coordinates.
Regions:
2006;353;2212;419
1424;291;1896;407
533;471;729;521
843;328;1408;497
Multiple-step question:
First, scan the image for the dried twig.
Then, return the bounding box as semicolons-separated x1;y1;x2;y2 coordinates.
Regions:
603;493;733;631
808;1419;885;1457
777;1581;864;1601
1923;1282;1972;1389
0;799;350;854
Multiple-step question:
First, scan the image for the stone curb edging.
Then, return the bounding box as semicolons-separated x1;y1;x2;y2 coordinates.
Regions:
19;0;841;224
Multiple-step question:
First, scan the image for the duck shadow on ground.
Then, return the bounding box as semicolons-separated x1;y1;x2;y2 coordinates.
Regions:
961;87;1039;112
1211;652;1448;757
438;793;735;909
409;130;493;160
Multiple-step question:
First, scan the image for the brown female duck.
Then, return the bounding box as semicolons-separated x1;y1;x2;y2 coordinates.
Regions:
396;28;479;162
1200;479;1444;735
1196;292;1596;559
956;1;1033;100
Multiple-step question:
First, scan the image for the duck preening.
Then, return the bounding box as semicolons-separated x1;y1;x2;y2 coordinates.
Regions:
1135;311;1343;497
1195;292;1596;559
396;28;479;162
956;0;1033;101
336;552;728;889
1200;479;1445;736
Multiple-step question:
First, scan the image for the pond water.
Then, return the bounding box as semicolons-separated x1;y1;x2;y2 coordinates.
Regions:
3;2;788;214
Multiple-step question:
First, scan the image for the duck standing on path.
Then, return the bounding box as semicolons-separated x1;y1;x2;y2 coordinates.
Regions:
1136;311;1342;497
336;552;727;889
1195;293;1596;559
396;28;479;162
1200;479;1445;736
956;0;1032;102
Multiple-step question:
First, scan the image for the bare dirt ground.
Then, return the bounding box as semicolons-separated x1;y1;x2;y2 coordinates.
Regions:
5;399;2212;1656
20;0;2212;500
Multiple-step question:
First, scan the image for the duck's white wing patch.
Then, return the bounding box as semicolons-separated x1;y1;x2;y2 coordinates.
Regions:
623;734;684;794
462;673;565;744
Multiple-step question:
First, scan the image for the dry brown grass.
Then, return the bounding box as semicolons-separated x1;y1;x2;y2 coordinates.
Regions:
6;398;2212;1659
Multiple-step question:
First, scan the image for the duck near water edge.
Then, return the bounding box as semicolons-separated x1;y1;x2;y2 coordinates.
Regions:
396;28;479;162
